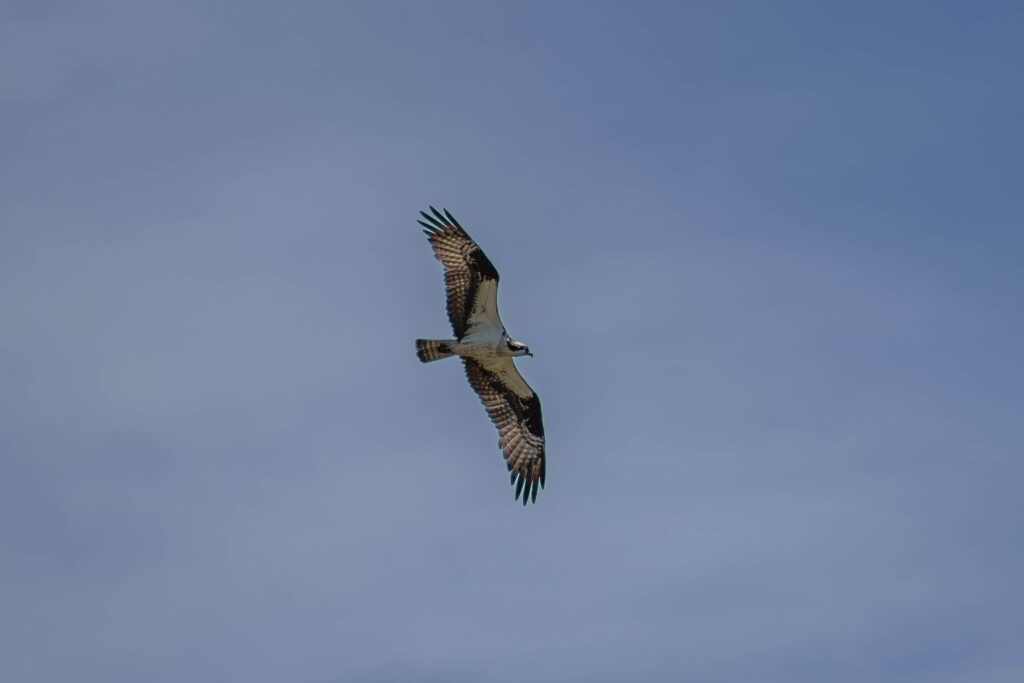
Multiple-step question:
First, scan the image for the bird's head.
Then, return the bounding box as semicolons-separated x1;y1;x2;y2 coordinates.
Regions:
507;340;533;357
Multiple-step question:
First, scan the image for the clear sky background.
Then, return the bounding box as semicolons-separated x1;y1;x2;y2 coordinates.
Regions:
2;2;1023;681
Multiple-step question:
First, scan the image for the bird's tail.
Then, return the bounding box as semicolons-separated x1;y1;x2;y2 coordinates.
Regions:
416;339;456;363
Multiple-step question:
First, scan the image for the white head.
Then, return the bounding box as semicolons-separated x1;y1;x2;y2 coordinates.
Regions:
506;339;533;357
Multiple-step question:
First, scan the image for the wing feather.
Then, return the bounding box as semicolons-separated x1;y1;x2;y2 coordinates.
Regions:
418;207;502;339
463;358;546;504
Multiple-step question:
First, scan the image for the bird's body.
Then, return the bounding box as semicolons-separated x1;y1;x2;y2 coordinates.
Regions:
415;207;545;505
418;329;519;362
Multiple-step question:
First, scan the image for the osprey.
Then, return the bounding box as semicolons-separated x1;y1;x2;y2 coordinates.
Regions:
415;207;545;505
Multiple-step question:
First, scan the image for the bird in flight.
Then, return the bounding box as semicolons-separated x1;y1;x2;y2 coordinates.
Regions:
415;207;545;505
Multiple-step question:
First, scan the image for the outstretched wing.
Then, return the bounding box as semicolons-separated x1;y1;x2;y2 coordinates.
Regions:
418;207;503;339
463;357;546;504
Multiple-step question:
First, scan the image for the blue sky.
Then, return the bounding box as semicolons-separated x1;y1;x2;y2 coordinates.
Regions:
2;1;1023;681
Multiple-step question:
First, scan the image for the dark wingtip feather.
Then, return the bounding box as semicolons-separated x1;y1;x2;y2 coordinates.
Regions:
430;206;447;224
421;209;451;228
443;208;463;229
509;470;541;505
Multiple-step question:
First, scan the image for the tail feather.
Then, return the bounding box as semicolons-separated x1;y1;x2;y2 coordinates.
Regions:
416;339;455;363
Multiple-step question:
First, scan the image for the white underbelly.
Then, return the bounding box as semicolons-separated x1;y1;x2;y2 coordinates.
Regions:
461;323;504;344
452;340;504;358
456;318;507;357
